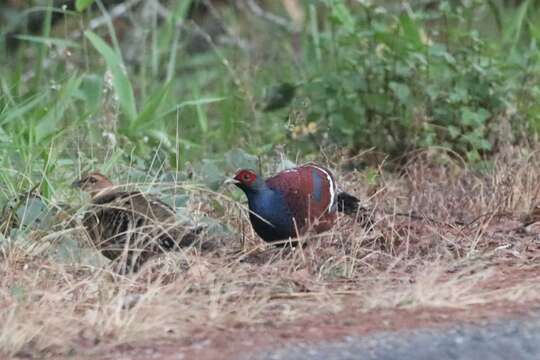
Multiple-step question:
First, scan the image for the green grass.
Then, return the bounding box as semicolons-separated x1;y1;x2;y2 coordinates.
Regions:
1;2;537;178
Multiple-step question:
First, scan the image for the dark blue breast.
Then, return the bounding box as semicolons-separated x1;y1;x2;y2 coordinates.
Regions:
245;189;294;242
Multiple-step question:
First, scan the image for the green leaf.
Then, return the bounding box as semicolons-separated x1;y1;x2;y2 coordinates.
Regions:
13;35;81;48
76;0;95;11
225;148;258;170
365;168;379;186
159;97;226;118
35;75;82;142
130;83;172;133
200;216;233;238
170;0;193;23
461;107;490;127
192;87;208;133
506;0;531;51
330;2;355;32
399;13;423;49
389;82;410;104
15;196;49;229
429;44;455;64
447;125;461;139
448;87;468;104
76;74;103;112
486;0;503;34
0;93;48;126
85;31;137;123
466;150;481;162
199;159;224;191
148;129;173;149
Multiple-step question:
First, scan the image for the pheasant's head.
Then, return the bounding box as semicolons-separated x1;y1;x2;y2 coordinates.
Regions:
72;172;114;197
229;169;265;193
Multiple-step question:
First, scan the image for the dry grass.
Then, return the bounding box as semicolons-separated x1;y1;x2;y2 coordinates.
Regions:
2;149;540;358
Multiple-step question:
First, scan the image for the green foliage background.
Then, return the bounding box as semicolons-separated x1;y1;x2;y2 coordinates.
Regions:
1;0;540;199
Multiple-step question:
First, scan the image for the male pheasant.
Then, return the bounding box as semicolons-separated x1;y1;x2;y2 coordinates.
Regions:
229;163;366;244
73;172;201;272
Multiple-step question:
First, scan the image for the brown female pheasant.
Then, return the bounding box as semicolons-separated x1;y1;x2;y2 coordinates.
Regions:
73;172;201;272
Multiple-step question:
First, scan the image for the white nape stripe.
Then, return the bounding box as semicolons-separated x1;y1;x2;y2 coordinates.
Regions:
306;164;336;213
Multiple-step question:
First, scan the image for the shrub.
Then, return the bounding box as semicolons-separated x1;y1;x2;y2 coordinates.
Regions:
283;0;540;161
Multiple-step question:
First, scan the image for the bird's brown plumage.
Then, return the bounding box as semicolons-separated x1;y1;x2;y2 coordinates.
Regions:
523;205;540;226
74;172;201;272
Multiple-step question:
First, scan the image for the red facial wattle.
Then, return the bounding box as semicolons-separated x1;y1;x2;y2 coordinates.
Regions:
234;170;257;187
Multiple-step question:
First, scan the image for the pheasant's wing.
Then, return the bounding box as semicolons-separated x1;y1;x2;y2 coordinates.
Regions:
266;164;336;232
82;197;131;258
83;192;168;256
265;170;307;231
94;191;175;220
300;163;337;213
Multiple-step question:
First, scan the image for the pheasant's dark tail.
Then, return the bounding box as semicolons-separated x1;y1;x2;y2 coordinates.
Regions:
336;192;362;215
337;192;374;229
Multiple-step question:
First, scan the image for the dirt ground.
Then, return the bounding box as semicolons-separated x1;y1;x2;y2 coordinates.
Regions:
82;263;540;360
6;154;540;359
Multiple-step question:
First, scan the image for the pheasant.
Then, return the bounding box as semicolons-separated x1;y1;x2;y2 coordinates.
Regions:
228;163;368;244
73;172;202;272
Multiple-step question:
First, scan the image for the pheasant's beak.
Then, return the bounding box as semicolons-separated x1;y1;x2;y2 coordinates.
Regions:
71;179;83;188
224;178;240;185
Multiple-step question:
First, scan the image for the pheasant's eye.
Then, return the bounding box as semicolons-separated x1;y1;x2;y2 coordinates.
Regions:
243;174;251;181
89;177;98;184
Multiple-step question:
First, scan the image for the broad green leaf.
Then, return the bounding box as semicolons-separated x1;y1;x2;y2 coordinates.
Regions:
76;74;103;112
85;31;137;123
389;82;410;104
399;13;423;49
76;0;95;11
461;107;490;127
200;216;233;238
224;148;258;170
199;159;224;191
448;87;468;104
447;125;461;139
466;150;481;162
330;2;355;32
15;196;49;229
